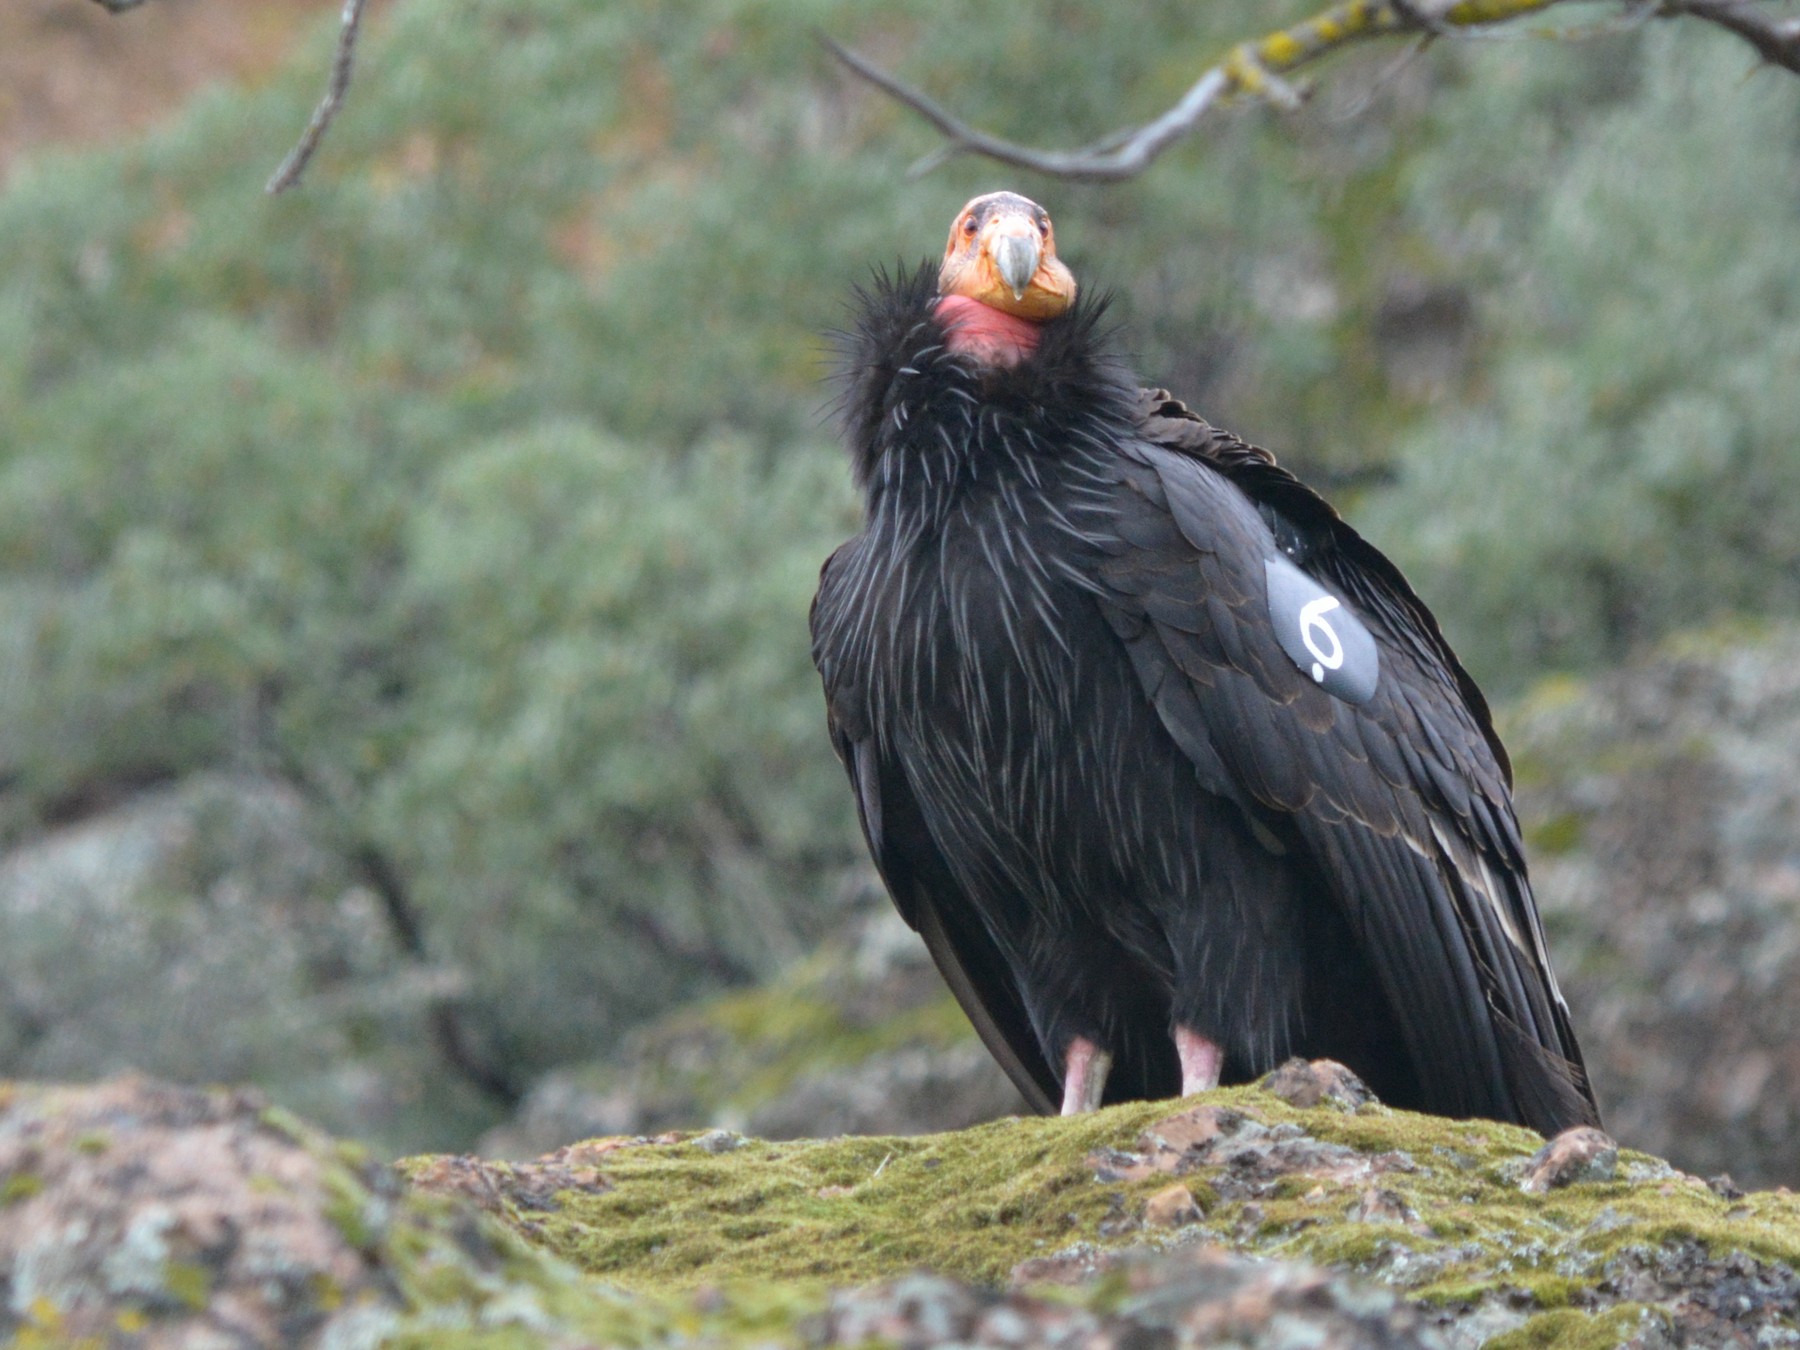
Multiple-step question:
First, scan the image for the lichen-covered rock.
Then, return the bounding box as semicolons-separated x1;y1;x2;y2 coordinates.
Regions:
0;1076;416;1347
811;1251;1443;1349
1260;1058;1377;1113
0;1073;1468;1348
1520;1126;1620;1194
0;1077;682;1348
0;774;491;1156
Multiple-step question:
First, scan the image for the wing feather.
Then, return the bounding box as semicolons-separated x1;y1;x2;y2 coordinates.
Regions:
812;552;1059;1116
1101;393;1597;1132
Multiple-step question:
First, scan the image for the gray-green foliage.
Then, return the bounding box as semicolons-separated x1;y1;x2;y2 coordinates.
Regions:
0;0;1794;1148
1375;29;1800;676
383;423;856;1053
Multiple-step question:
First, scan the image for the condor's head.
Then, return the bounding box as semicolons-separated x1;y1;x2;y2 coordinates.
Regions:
936;191;1077;368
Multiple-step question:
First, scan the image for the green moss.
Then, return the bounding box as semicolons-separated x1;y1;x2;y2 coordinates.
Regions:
1486;1304;1666;1349
1523;1275;1582;1309
362;1179;840;1350
321;1163;377;1249
403;1084;1800;1324
258;1106;314;1146
162;1261;211;1311
1;1172;43;1205
376;1277;833;1350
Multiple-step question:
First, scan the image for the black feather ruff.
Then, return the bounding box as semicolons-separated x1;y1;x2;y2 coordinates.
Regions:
835;262;1136;503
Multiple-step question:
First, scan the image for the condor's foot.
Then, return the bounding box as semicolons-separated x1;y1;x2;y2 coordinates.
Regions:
1176;1025;1224;1096
1059;1036;1113;1115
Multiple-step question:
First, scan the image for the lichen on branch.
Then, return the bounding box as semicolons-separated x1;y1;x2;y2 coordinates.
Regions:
827;0;1800;181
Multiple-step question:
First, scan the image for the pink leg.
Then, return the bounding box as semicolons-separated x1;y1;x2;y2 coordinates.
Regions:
1059;1036;1114;1115
1175;1026;1224;1095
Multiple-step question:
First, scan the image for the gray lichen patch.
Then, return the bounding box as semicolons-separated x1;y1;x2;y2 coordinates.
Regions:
1;1077;399;1345
0;1077;645;1348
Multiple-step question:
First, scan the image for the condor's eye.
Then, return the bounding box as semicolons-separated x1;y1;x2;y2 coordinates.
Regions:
1036;218;1050;237
962;216;980;236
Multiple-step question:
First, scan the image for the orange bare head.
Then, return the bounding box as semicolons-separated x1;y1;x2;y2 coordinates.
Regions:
937;191;1077;321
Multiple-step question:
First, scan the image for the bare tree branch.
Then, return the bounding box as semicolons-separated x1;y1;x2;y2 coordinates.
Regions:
828;0;1800;182
265;0;371;195
1665;0;1800;70
86;0;377;193
821;34;1232;182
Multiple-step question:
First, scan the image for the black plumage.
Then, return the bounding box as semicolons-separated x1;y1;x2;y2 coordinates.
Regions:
811;250;1598;1135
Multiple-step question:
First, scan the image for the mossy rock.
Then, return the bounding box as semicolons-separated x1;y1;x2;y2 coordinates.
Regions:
406;1077;1800;1345
6;1074;1799;1346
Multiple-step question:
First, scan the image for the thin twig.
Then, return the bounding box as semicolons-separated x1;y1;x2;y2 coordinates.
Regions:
1326;33;1434;122
828;0;1800;182
265;0;371;195
822;31;1232;181
87;0;153;11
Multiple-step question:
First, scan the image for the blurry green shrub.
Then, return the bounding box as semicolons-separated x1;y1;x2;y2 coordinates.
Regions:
1376;29;1800;676
379;421;858;1067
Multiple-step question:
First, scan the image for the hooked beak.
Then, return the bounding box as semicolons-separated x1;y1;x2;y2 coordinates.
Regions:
938;193;1076;321
992;231;1041;301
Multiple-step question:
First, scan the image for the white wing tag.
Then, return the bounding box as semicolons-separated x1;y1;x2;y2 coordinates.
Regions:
1263;555;1379;704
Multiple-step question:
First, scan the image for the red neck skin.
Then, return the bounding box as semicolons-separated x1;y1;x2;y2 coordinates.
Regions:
936;294;1043;368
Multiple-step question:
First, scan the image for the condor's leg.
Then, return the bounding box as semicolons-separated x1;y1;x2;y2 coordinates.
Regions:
1175;1025;1224;1095
1059;1036;1114;1115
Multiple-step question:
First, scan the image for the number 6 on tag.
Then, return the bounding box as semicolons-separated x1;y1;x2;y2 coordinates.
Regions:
1297;596;1344;682
1264;556;1379;705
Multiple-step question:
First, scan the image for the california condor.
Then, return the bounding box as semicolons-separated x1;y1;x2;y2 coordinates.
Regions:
811;191;1598;1134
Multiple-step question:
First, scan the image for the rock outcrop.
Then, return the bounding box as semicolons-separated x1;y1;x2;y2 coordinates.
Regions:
1510;628;1800;1187
436;1059;1800;1346
9;1067;1796;1347
0;1077;601;1348
0;774;490;1155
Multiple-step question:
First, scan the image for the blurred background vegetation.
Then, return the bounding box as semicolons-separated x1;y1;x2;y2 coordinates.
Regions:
0;0;1796;1159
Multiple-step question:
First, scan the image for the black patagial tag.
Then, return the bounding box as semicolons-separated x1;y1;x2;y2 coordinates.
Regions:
1263;556;1378;704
